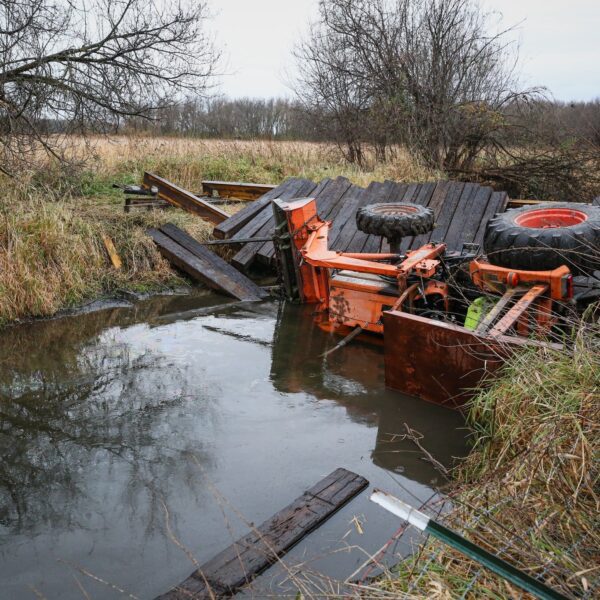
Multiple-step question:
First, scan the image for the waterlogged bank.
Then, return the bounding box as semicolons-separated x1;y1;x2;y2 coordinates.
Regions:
0;294;467;599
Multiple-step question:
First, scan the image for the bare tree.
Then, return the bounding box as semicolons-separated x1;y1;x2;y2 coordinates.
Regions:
0;0;219;175
295;0;538;171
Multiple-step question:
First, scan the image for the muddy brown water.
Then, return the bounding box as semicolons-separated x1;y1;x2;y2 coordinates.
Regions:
0;293;468;598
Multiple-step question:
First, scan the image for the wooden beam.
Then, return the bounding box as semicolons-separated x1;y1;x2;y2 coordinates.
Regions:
202;180;276;201
101;235;122;269
143;172;229;225
156;468;368;600
147;226;266;301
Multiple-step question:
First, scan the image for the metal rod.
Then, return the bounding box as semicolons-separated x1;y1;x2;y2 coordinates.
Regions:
370;490;567;600
200;237;273;246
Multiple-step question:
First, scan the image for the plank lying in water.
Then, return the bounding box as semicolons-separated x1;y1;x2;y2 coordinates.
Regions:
156;468;369;600
147;226;267;302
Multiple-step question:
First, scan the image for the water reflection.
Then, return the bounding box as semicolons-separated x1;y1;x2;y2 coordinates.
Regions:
271;302;467;483
0;294;467;599
0;302;218;535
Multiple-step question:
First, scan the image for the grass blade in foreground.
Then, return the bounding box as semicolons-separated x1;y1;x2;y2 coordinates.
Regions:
370;490;568;600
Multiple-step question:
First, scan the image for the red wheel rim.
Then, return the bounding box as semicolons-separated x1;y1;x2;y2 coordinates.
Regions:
371;204;420;216
514;208;588;229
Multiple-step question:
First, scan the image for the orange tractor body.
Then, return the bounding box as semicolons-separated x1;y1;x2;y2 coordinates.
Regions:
273;198;572;407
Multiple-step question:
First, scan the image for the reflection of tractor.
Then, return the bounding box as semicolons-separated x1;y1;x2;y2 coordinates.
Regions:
272;198;600;407
269;302;468;484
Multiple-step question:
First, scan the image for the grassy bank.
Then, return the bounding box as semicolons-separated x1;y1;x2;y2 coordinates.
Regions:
0;137;438;325
372;325;599;598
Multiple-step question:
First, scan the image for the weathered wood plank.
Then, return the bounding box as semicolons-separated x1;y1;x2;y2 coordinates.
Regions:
474;190;508;248
158;223;268;300
456;185;493;250
147;228;265;302
329;184;370;250
232;178;323;271
429;182;466;246
230;179;318;243
156;468;369;600
143;172;229;225
443;185;491;252
258;176;353;265
443;183;480;250
202;180;276;201
410;181;451;249
213;178;301;239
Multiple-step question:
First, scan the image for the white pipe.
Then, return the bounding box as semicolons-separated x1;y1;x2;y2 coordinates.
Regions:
370;490;430;531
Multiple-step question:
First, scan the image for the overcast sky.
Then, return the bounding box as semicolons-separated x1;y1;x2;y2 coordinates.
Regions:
212;0;600;102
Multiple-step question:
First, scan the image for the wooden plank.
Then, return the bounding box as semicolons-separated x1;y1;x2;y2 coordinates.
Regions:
257;176;353;265
147;228;265;302
474;190;508;248
101;235;122;269
442;183;481;251
231;178;323;271
213;179;300;240
143;172;229;225
202;181;277;201
231;178;319;243
156;468;369;600
429;182;467;247
410;181;451;248
443;185;493;252
158;223;268;300
329;184;370;251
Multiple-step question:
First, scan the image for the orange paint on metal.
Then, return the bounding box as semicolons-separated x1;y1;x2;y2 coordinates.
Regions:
470;259;571;301
514;207;588;228
489;285;548;337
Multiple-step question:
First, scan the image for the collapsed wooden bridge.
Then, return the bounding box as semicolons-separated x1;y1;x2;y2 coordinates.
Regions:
128;171;513;298
213;176;508;272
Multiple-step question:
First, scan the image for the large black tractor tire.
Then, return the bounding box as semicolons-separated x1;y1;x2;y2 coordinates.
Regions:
484;202;600;274
356;203;434;240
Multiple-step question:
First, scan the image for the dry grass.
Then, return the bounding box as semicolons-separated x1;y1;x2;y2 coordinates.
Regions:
0;136;438;324
67;135;440;190
0;186;212;325
372;322;599;599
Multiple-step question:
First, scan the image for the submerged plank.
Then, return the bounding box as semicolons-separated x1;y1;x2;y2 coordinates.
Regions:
147;227;265;301
156;468;369;600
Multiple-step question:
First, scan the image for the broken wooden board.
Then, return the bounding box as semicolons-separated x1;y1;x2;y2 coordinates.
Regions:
156;468;369;600
143;172;229;225
148;225;267;302
101;234;122;269
202;180;276;201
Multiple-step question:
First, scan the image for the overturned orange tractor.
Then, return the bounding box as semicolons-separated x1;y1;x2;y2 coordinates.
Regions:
272;198;600;408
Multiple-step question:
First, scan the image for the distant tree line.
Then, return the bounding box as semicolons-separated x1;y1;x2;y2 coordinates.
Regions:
124;97;325;140
124;95;600;150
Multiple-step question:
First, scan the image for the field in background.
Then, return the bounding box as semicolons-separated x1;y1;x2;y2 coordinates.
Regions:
78;136;439;191
0;137;438;325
